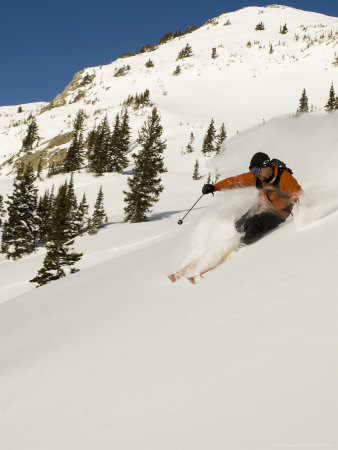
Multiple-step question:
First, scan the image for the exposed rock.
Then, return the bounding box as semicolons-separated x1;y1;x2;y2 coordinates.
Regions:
1;132;73;174
40;70;95;113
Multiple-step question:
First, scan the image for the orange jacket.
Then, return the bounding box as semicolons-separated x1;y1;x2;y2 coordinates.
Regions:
214;164;302;218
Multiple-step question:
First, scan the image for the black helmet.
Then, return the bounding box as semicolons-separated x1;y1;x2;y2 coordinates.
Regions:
249;152;271;169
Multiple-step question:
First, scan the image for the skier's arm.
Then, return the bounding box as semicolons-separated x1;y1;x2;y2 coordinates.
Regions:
214;172;256;192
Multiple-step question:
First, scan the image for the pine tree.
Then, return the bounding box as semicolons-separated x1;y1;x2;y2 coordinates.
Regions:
211;48;217;59
116;109;131;171
186;132;195;153
108;111;130;173
66;174;79;238
107;113;120;172
297;89;309;114
124;107;167;223
1;164;39;259
0;194;5;225
63;110;86;172
36;159;43;179
215;123;227;153
30;183;83;287
192;159;201;180
133;89;151;109
202;119;216;155
173;66;181;76
87;116;111;175
269;43;273;54
22;117;39;153
145;59;154;68
176;43;193;60
76;193;89;235
255;22;265;31
325;83;337;112
88;186;108;235
36;188;54;245
280;23;288;34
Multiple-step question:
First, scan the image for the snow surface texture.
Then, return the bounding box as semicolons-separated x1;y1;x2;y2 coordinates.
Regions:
1;5;338;450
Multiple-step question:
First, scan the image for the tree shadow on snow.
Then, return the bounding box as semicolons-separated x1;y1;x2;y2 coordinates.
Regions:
148;206;205;222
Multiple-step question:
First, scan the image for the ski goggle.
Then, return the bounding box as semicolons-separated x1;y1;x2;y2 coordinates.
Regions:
250;167;261;176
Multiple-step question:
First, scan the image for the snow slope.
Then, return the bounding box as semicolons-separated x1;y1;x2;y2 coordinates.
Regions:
1;4;338;450
1;111;338;449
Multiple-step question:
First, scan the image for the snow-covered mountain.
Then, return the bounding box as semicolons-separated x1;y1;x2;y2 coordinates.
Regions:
1;5;338;169
1;5;338;450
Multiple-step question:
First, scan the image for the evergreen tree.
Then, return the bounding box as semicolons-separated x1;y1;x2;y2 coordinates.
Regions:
269;43;273;54
124;107;167;223
87;116;111;175
86;127;97;160
116;109;131;171
173;66;181;76
280;23;288;34
66;174;79;238
145;59;154;68
0;194;5;225
215;123;227;153
186;132;195;153
211;48;217;59
36;188;54;245
22;117;39;153
202;119;216;155
114;65;131;77
88;186;108;235
133;89;151;109
36;159;43;179
76;193;89;235
107;113;120;172
192;159;201;180
63;110;86;172
108;111;130;173
1;164;39;259
297;89;309;114
141;89;150;106
325;83;337;112
255;22;265;31
30;183;83;287
176;43;193;60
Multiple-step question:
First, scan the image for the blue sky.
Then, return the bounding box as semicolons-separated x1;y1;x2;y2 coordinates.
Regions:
1;0;337;106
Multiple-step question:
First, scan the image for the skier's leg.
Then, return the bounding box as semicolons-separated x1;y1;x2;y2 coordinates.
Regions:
241;212;285;245
235;207;258;233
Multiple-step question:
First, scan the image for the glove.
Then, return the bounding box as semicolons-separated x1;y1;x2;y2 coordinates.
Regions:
202;184;215;195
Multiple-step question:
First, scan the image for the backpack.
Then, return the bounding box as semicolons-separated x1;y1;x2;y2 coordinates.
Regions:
256;159;293;191
256;158;294;215
270;158;293;175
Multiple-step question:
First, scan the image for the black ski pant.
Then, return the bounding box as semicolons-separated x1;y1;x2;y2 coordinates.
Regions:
235;209;286;245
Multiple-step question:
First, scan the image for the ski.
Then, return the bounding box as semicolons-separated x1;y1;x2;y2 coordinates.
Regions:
168;259;198;283
187;245;239;284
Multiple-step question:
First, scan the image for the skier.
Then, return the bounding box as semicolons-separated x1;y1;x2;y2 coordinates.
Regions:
202;152;302;245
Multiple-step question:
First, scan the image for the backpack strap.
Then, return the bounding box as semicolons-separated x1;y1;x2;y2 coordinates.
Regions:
256;166;294;215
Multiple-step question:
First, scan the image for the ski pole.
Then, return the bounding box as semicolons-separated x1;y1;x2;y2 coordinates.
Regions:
177;193;204;225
